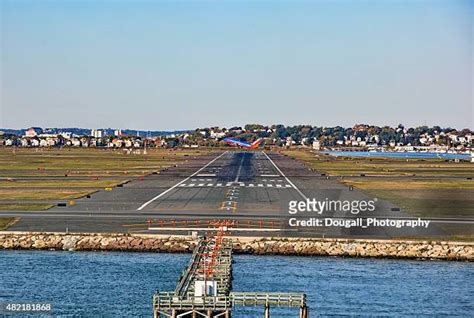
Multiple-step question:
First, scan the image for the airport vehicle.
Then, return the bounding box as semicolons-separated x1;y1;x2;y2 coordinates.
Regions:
223;137;262;149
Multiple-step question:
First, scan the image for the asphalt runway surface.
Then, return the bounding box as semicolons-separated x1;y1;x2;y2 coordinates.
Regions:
6;151;471;238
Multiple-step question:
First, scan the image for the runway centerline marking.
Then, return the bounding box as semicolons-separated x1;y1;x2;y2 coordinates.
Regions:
136;151;228;210
262;151;308;200
234;153;246;183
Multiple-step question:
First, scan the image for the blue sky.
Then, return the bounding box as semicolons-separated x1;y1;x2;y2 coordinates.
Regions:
1;0;472;130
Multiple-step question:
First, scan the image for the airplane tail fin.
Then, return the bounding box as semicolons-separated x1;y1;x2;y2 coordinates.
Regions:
249;138;263;149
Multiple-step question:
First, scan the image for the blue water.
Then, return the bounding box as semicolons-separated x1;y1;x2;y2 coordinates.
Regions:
323;151;471;160
0;251;473;317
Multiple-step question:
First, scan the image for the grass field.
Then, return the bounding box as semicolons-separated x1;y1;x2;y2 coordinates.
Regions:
0;147;213;210
282;149;474;223
0;189;95;201
0;204;54;211
281;149;474;177
0;148;211;177
0;217;20;230
0;179;126;188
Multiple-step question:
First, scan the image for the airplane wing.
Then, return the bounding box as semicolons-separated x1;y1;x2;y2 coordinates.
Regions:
223;138;261;149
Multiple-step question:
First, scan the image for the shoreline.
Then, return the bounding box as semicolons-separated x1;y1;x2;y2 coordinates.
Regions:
0;232;472;261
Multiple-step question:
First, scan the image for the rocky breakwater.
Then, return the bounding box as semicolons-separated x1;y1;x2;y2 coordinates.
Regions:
0;233;196;253
0;233;472;261
232;237;474;261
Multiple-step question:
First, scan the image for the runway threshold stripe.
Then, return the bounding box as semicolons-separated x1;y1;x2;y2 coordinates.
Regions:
136;151;228;210
262;151;308;200
173;183;294;188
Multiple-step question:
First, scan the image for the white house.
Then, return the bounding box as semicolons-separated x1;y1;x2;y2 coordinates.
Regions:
313;140;321;150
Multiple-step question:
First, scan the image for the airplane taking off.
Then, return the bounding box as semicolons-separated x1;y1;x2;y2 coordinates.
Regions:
223;137;263;149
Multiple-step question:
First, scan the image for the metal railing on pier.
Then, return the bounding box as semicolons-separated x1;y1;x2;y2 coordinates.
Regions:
153;223;308;317
230;292;306;307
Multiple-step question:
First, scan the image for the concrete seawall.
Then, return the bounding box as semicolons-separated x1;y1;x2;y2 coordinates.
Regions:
0;232;472;261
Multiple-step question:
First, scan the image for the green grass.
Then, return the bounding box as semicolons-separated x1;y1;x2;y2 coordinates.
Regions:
0;148;216;204
283;149;474;239
0;189;95;201
339;179;474;219
342;179;474;190
367;189;474;218
281;149;474;177
0;204;54;211
0;179;127;188
0;148;214;177
0;217;20;230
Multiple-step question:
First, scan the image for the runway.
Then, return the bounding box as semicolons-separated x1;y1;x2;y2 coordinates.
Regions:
135;151;306;214
7;151;468;238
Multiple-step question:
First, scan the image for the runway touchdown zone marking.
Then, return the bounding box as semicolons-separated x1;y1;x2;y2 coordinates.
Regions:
262;151;308;200
137;151;228;210
220;186;239;212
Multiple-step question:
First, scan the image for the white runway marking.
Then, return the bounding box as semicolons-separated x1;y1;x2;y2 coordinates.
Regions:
262;151;308;200
234;153;246;183
137;151;228;210
179;183;295;189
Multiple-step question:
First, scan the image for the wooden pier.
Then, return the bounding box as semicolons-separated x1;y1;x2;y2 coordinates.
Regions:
153;223;308;317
